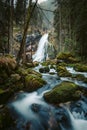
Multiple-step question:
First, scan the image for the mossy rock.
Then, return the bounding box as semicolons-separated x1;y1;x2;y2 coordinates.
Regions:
25;63;34;68
41;60;57;66
74;64;87;72
39;67;50;73
0;107;15;129
33;62;39;67
25;74;46;92
50;65;56;69
56;65;72;77
10;73;21;81
0;89;13;104
44;82;81;104
58;62;67;67
27;68;42;77
0;56;16;80
16;67;42;77
16;67;28;76
57;52;78;63
71;74;85;81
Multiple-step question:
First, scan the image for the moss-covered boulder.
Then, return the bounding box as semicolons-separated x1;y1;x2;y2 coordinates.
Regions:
16;67;42;77
0;107;15;129
44;82;81;104
0;56;16;74
57;52;78;63
25;74;46;92
39;67;50;73
74;64;87;72
0;56;17;85
56;65;72;77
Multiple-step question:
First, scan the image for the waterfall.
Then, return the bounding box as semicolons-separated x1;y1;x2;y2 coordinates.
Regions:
33;33;48;62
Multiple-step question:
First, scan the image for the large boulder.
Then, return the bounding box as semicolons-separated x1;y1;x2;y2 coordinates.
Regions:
44;82;81;104
25;74;46;92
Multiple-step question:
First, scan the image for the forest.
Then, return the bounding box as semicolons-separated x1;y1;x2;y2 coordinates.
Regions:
0;0;87;130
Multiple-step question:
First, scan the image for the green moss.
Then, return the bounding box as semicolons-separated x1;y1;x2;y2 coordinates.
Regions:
25;63;34;68
41;60;56;66
74;64;87;72
25;74;46;92
44;82;80;104
16;67;28;76
56;65;72;77
57;52;78;63
71;74;85;81
27;68;42;77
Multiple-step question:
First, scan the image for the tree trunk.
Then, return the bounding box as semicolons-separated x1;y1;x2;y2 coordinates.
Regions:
17;0;38;64
8;0;14;54
59;5;62;52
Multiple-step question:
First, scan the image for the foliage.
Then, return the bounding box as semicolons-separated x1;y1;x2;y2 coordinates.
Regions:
54;0;87;60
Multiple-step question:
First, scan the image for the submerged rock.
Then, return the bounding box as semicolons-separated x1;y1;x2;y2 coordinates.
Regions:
31;103;41;112
39;67;50;73
44;82;81;104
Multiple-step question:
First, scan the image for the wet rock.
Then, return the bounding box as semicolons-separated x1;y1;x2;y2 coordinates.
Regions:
39;67;50;73
31;103;40;112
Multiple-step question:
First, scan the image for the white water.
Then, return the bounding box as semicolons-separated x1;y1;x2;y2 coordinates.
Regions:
33;33;48;62
66;67;87;78
68;109;87;130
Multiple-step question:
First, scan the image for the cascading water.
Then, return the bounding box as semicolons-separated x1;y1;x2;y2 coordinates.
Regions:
8;34;87;130
67;109;87;130
9;64;87;130
33;33;48;62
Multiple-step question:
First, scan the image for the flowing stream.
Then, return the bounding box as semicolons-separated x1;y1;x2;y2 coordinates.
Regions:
9;34;87;130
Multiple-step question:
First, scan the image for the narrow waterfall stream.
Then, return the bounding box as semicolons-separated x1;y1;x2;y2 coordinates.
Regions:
9;34;87;130
33;33;48;62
